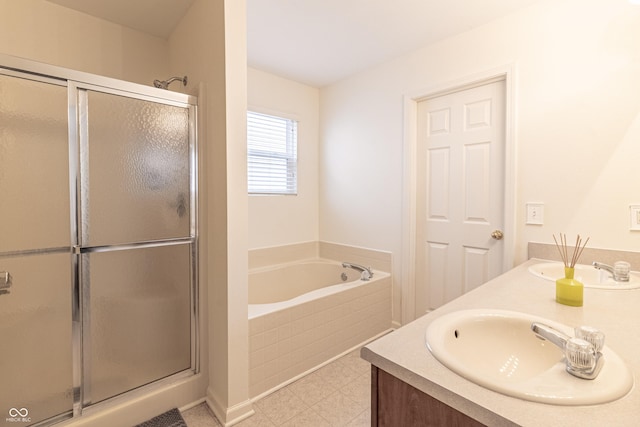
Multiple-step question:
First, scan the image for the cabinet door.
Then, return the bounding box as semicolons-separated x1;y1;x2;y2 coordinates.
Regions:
373;367;486;427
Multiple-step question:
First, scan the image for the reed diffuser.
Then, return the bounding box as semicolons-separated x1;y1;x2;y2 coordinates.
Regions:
553;234;589;307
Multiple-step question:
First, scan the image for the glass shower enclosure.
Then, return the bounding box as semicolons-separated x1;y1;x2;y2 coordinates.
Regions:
0;59;198;426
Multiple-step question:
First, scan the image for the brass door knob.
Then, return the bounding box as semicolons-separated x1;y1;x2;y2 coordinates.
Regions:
491;230;504;240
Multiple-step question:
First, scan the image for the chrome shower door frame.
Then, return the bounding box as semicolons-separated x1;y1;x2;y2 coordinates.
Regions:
0;65;75;427
68;80;199;411
1;53;199;426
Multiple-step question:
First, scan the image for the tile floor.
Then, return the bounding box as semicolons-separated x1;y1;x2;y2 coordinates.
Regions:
182;348;371;426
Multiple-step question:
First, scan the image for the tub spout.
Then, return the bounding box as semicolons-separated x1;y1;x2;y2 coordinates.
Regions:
342;262;373;281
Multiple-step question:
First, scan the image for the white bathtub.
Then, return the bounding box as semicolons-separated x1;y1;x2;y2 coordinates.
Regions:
248;259;391;398
249;260;368;318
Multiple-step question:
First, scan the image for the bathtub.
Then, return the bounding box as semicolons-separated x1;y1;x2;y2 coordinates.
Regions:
248;259;392;398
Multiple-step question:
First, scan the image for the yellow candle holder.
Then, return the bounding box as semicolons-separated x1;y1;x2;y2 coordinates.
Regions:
556;267;584;307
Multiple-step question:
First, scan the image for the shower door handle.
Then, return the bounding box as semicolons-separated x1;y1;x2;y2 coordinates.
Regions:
0;271;12;292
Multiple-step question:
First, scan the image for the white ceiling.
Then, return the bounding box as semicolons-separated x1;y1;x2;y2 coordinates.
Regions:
247;0;541;87
47;0;541;87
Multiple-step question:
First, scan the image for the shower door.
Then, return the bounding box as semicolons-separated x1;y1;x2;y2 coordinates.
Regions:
1;62;197;427
0;72;74;425
74;86;196;405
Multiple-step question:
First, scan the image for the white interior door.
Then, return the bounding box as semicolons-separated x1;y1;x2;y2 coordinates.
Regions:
415;80;506;315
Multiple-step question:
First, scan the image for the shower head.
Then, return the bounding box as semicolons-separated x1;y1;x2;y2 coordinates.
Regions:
153;76;188;90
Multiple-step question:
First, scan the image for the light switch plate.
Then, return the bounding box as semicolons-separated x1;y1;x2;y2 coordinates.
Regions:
630;205;640;231
526;203;544;225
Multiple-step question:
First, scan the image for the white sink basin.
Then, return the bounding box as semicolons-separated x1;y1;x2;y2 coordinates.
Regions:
425;309;633;405
528;262;640;289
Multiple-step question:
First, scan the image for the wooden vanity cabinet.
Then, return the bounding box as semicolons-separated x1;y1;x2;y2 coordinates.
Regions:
371;366;486;427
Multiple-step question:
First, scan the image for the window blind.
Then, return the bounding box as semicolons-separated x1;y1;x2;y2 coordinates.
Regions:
247;111;298;195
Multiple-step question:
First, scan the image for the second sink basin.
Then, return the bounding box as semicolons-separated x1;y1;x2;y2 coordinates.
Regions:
528;262;640;289
425;309;633;405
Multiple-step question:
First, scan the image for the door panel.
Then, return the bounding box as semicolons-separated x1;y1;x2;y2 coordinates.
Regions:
0;253;73;425
81;90;191;247
0;74;70;253
86;244;192;404
416;80;505;314
425;242;449;306
0;71;73;426
427;148;450;220
463;246;489;294
464;142;491;222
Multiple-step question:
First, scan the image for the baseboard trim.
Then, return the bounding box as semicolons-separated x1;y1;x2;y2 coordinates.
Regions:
205;389;254;427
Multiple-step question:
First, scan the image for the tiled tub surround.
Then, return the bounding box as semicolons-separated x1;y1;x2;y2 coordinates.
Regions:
249;241;392;273
248;247;392;398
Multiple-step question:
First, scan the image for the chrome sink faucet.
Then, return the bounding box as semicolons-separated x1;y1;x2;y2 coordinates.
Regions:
531;322;605;380
342;262;373;281
592;261;631;282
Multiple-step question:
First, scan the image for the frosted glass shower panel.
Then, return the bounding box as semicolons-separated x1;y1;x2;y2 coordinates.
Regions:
87;244;192;404
0;74;70;252
83;90;191;246
0;253;73;424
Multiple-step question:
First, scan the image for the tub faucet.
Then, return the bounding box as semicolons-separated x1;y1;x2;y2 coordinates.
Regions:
531;322;605;380
592;261;630;282
342;262;373;281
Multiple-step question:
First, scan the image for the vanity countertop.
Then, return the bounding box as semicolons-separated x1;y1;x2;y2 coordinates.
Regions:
361;259;640;427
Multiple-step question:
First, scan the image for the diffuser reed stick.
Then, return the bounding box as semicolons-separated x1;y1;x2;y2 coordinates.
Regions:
553;233;590;268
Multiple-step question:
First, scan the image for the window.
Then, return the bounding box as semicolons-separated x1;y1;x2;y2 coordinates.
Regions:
247;110;298;195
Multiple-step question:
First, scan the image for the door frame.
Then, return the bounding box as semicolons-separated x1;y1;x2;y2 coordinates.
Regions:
401;64;517;324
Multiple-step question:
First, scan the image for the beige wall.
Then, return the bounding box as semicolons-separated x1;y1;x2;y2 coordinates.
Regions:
247;67;320;249
319;0;640;324
0;0;168;85
170;0;252;424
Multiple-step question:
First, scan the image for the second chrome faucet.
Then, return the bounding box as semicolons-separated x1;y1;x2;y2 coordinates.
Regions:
592;261;631;282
